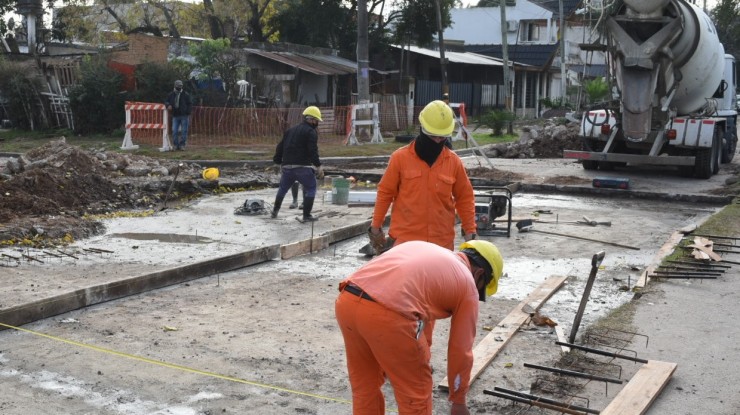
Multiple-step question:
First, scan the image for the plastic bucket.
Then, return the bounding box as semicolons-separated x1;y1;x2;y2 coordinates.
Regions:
324;175;341;187
332;177;350;205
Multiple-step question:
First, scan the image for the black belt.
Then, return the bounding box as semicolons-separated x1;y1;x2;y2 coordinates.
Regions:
344;284;375;302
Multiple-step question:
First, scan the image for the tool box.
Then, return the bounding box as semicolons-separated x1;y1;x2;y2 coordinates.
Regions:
592;177;630;189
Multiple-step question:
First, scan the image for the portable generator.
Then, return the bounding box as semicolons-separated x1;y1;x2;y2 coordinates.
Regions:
473;187;513;237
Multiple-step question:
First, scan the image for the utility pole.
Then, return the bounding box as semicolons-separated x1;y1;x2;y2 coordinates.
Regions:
500;0;511;111
559;0;566;102
435;0;449;97
357;0;370;104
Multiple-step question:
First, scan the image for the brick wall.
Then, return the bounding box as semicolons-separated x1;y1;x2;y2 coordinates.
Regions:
111;33;169;66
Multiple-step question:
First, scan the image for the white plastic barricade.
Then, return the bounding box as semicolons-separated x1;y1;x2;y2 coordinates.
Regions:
346;102;384;145
121;101;172;151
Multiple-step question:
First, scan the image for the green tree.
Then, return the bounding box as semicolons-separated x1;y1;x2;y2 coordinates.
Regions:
390;0;456;48
189;38;244;103
712;0;740;60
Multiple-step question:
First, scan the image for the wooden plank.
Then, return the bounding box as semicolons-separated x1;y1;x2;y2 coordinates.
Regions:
601;360;677;415
438;275;568;390
280;235;330;259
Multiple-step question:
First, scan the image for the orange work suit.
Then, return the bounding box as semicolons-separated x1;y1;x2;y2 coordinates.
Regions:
335;241;480;414
371;141;476;251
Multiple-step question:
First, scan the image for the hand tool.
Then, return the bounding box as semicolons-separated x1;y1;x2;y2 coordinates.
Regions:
569;251;605;344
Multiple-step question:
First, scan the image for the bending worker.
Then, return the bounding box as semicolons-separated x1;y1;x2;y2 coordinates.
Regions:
335;239;504;415
368;100;477;252
271;106;324;221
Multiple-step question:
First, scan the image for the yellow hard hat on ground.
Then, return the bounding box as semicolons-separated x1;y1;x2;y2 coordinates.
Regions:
419;100;455;137
459;240;504;299
202;167;220;181
303;106;323;122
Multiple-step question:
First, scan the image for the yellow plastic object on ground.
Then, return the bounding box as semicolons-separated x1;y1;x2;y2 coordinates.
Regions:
202;167;220;181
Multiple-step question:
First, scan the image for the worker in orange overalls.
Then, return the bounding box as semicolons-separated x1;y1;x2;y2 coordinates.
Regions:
335;240;504;415
368;100;476;253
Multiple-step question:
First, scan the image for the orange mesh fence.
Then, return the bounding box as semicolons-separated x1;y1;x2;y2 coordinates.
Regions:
125;102;425;148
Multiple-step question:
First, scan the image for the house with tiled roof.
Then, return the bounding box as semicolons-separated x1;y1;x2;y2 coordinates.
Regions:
444;0;607;117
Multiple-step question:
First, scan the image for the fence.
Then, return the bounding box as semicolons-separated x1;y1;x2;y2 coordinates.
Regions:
124;101;425;149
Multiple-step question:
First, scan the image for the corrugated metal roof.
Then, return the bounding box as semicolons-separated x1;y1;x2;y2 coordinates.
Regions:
399;45;504;66
466;43;557;69
244;49;356;75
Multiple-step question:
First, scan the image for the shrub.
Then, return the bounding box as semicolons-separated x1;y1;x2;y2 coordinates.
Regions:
0;58;47;130
130;60;193;104
68;54;126;134
583;77;610;103
477;109;516;136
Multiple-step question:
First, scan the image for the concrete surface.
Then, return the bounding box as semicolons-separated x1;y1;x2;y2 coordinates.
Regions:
0;155;738;414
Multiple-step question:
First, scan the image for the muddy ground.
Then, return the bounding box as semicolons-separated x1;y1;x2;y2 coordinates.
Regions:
1;137;739;414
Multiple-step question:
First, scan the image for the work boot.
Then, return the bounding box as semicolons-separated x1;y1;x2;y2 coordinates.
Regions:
289;183;299;208
301;197;316;221
271;196;284;218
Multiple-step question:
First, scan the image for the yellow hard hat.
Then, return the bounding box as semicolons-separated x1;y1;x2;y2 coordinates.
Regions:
459;240;504;298
419;100;455;137
302;106;323;121
202;167;220;181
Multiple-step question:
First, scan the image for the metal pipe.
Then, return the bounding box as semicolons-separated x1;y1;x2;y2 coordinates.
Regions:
483;389;593;415
651;274;718;279
492;387;601;414
569;251;605;344
523;362;624;384
653;270;723;276
666;260;731;268
656;266;726;274
690;234;740;241
656;265;725;273
555;341;648;363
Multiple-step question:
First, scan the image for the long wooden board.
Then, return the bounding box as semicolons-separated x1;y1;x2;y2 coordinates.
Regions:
438;275;568;390
601;360;677;415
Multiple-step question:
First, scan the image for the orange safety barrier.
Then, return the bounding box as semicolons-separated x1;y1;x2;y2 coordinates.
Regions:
120;102;430;149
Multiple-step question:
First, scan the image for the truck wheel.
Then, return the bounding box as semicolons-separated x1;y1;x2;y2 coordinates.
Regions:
582;160;599;170
721;129;737;163
694;129;720;179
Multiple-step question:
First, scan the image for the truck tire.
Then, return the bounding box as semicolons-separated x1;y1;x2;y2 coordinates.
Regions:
583;160;599;170
694;128;720;179
721;129;737;163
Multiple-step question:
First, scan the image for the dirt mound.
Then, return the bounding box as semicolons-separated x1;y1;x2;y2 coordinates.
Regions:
0;140;207;245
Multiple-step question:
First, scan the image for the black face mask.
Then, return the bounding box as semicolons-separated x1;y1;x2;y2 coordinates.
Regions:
414;131;446;166
175;87;182;92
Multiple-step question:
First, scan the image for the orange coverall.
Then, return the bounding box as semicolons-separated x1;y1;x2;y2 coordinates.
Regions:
335;241;480;414
371;141;476;251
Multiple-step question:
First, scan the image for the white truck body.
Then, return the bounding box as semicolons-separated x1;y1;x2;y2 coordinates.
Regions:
564;0;738;178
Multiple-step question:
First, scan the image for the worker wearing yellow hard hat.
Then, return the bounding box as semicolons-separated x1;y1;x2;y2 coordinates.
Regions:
335;240;504;414
270;105;324;222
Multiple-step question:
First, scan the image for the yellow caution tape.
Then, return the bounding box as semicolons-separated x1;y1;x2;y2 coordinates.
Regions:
0;321;398;411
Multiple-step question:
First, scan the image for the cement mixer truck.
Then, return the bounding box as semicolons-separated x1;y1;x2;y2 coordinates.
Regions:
563;0;738;179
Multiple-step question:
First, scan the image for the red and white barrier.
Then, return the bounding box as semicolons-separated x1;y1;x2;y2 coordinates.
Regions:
449;102;471;142
121;101;172;151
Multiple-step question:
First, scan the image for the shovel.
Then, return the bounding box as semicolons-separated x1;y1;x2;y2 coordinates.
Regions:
160;163;183;211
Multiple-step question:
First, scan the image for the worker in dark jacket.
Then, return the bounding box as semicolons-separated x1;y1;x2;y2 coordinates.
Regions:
165;80;193;151
271;106;325;222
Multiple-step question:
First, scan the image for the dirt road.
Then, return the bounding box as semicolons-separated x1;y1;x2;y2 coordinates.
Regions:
0;154;738;414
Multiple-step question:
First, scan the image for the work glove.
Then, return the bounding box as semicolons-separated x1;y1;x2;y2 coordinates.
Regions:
368;227;386;254
316;165;325;180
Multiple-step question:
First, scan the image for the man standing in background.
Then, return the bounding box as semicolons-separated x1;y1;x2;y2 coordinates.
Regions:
165;80;192;151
